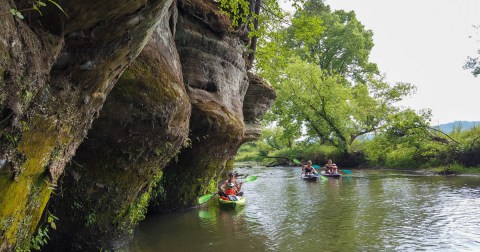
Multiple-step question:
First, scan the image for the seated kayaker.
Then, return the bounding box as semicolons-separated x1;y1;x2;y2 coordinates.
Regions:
220;183;243;201
323;159;338;174
224;183;239;201
302;160;317;175
218;172;244;197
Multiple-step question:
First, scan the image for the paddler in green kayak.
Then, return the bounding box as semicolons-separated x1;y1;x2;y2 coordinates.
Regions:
218;172;244;197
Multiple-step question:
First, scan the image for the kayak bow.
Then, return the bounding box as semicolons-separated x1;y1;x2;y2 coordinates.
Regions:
218;196;246;207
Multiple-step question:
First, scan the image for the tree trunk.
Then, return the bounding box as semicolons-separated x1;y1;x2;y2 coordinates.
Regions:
247;0;262;68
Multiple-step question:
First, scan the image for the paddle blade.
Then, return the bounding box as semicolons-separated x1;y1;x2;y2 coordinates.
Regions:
198;193;215;204
245;175;257;182
341;170;353;174
312;165;320;169
293;159;301;165
321;176;328;181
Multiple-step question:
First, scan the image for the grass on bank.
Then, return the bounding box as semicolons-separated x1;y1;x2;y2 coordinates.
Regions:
235;140;480;175
428;164;480;174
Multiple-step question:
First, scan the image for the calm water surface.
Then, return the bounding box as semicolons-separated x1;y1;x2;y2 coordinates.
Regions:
130;165;480;251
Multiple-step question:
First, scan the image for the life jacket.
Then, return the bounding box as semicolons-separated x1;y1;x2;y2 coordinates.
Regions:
225;188;237;196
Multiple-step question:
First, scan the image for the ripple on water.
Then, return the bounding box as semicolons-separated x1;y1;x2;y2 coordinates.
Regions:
131;167;480;251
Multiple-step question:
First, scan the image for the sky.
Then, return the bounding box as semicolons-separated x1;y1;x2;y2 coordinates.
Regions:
282;0;480;124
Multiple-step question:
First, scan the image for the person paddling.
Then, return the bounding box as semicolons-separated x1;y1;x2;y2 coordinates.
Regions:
302;160;317;175
218;172;244;197
225;183;238;196
323;159;338;174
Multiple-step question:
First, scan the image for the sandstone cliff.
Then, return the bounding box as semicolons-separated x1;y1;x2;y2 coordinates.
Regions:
0;0;275;250
1;0;175;250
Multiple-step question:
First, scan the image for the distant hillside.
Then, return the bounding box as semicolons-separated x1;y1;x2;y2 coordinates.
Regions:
435;121;480;133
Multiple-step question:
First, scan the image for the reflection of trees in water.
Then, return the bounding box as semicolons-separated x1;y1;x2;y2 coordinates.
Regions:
327;177;341;192
133;168;480;251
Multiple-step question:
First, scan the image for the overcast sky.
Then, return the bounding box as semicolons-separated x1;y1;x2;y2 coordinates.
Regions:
282;0;480;124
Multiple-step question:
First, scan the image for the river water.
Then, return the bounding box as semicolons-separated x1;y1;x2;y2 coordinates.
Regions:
130;165;480;251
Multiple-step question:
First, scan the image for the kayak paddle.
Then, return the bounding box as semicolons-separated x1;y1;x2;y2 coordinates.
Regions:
197;175;257;204
293;159;302;165
198;193;217;204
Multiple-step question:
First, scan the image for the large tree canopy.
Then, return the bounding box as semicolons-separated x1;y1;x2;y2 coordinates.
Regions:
255;0;416;156
234;0;476;169
286;0;379;82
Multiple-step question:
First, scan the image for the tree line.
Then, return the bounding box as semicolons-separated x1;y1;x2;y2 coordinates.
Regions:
233;0;480;170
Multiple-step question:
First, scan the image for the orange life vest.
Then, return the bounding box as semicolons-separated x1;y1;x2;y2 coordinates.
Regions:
225;188;237;196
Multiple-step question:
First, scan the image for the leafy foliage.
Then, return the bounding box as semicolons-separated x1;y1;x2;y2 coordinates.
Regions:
256;0;416;155
363;109;480;169
286;0;379;82
29;211;58;251
218;0;251;27
464;25;480;77
235;131;342;165
240;0;479;170
30;226;49;251
9;0;67;20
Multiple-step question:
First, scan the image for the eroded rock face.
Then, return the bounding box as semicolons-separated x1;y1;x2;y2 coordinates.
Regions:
243;72;276;142
1;0;276;250
149;0;249;212
0;0;174;250
45;4;191;251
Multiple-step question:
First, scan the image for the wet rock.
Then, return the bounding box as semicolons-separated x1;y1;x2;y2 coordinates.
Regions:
46;3;189;250
243;72;276;142
149;1;276;213
0;0;175;249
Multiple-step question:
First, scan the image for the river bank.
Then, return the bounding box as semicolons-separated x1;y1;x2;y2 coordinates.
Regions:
238;160;480;178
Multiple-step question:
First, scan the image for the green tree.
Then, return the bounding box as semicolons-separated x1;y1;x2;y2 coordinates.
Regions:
266;58;414;155
364;109;458;167
286;0;378;82
256;0;416;156
260;126;298;149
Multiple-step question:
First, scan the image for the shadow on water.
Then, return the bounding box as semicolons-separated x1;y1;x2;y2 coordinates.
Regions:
130;166;480;251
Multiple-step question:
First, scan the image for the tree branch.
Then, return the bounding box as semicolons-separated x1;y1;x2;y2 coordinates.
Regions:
427;126;460;144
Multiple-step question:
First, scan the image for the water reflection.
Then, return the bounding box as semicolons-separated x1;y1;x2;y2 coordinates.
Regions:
131;167;480;251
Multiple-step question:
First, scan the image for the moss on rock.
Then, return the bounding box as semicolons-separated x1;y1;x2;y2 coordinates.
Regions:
1;0;181;249
151;100;245;212
0;116;60;250
45;6;191;249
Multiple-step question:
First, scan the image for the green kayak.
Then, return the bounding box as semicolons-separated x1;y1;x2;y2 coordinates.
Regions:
218;196;246;207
